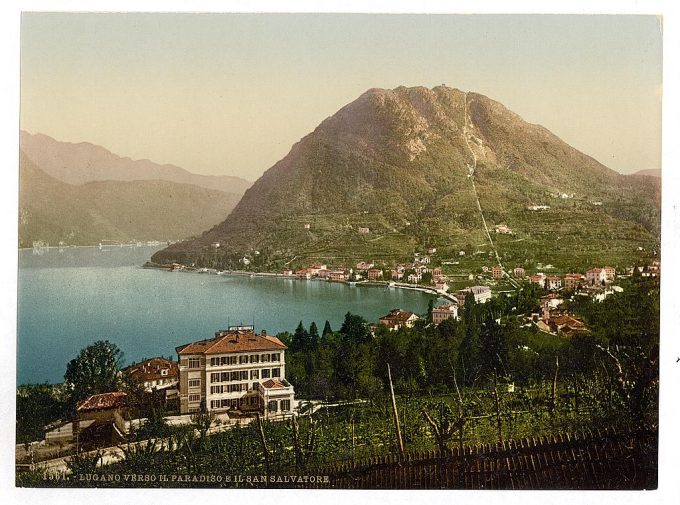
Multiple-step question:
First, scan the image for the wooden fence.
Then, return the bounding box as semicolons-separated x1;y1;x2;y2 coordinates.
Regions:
310;427;657;490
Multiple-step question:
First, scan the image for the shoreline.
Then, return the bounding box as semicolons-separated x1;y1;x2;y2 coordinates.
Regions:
144;263;456;303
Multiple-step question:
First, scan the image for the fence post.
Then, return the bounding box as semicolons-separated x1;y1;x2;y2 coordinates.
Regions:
387;363;405;456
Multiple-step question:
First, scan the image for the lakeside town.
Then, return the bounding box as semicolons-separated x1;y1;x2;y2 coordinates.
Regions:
16;244;660;479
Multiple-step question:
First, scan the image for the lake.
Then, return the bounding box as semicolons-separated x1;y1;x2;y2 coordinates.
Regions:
17;245;438;385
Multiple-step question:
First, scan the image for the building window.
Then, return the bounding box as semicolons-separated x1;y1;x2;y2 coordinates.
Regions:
250;354;259;363
240;370;249;380
188;379;201;388
261;354;270;362
272;368;281;378
230;371;240;381
221;399;230;408
252;382;259;390
239;355;248;364
281;400;291;411
262;369;271;379
188;358;200;369
268;400;278;412
211;400;219;409
188;394;201;403
161;369;169;376
210;357;218;366
210;385;223;394
211;373;220;383
250;370;259;379
221;372;229;382
271;353;280;362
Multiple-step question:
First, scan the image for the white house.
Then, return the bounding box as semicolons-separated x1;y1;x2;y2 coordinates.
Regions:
176;326;295;417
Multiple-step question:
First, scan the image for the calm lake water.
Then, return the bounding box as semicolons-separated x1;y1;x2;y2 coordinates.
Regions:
17;246;438;385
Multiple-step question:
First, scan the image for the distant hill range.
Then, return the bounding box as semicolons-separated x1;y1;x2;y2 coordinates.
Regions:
20;131;251;194
140;85;654;271
18;132;250;247
631;168;661;178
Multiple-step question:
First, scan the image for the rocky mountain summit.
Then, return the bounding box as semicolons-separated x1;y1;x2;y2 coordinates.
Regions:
152;86;660;270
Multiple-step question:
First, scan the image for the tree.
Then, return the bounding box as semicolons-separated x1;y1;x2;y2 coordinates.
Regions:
426;299;435;323
339;312;371;344
291;321;309;353
64;340;124;410
16;384;66;443
308;322;320;351
322;320;333;340
479;316;508;377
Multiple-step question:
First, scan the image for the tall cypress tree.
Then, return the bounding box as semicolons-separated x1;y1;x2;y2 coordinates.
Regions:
308;322;320;351
322;320;333;339
291;321;308;353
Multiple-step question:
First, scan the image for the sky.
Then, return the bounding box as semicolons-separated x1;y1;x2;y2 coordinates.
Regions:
20;13;662;180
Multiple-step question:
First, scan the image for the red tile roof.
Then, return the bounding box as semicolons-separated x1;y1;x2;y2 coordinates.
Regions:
261;379;287;389
565;273;586;278
77;392;127;412
550;315;585;328
176;329;287;356
122;357;179;382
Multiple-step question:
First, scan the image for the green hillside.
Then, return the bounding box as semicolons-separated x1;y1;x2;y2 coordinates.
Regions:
152;86;660;272
19;151;243;247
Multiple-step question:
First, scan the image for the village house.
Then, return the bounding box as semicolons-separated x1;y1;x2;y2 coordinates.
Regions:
303;223;310;229
586;268;606;286
547;314;588;336
495;224;512;234
211;242;221;249
295;268;312;280
317;268;330;279
367;268;383;281
427;247;437;254
76;392;128;449
358;227;370;234
545;276;562;290
379;309;420;331
603;266;616;282
122;357;179;392
492;265;504;279
414;264;430;275
513;267;526;278
432;267;443;278
329;269;350;281
355;261;374;271
564;273;586;291
530;273;546;287
391;270;404;281
432;303;459;324
457;286;492;306
541;293;564;310
176;326;294;417
435;280;449;292
407;273;422;283
526;205;550;211
308;263;327;276
282;269;293;276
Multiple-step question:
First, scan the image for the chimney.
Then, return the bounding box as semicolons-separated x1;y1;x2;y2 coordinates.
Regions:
261;330;266;336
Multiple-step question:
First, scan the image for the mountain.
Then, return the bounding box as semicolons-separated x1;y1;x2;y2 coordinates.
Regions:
19;131;251;194
19;151;243;247
631;169;661;178
152;86;660;271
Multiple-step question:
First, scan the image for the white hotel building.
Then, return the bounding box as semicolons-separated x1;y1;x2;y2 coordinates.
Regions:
176;326;295;417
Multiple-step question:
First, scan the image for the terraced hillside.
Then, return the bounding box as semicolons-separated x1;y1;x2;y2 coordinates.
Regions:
152;86;660;272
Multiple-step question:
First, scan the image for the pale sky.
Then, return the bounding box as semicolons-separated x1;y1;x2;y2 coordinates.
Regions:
20;13;662;179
